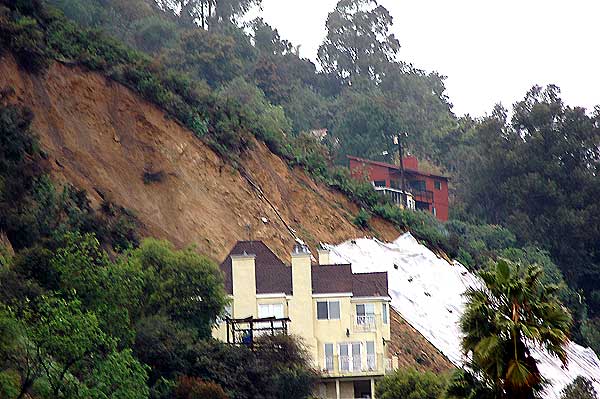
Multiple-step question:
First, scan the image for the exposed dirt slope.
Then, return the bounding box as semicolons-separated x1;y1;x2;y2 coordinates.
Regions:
389;307;455;373
0;55;399;262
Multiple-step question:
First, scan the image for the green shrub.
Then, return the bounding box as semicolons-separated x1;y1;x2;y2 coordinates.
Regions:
0;14;49;73
0;370;19;399
560;376;598;399
444;369;494;399
354;208;371;229
376;368;446;399
174;376;228;399
143;170;165;184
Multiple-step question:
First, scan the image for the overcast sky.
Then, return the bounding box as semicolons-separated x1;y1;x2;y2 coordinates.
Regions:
251;0;600;117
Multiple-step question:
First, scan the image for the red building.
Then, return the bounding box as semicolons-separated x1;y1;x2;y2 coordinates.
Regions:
348;155;449;221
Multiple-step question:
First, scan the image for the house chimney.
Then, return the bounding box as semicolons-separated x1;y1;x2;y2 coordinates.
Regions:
291;242;312;294
317;248;331;265
289;241;317;360
231;251;256;318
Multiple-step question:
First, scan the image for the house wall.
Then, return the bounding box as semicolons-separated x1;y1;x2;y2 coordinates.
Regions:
231;254;256;317
411;173;449;221
313;295;391;377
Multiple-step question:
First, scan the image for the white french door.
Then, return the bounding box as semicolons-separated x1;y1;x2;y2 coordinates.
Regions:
339;342;362;372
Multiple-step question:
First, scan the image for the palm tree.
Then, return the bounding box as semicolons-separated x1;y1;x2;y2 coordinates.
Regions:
460;259;572;399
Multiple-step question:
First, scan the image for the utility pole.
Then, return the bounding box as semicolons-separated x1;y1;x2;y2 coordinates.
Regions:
394;134;407;208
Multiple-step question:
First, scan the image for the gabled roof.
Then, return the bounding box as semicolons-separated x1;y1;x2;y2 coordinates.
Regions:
347;155;449;180
220;241;389;298
220;241;291;295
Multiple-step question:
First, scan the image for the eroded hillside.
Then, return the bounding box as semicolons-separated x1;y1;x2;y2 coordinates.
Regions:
0;55;399;262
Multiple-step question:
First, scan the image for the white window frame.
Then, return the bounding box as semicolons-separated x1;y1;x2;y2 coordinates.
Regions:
316;300;340;320
258;303;284;319
356;303;376;326
324;343;334;372
382;303;389;324
366;341;376;371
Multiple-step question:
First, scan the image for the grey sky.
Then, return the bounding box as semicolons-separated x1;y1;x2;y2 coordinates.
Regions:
252;0;600;117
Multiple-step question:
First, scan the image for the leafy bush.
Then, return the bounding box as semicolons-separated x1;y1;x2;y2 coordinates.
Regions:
0;13;49;73
560;376;598;399
376;367;446;399
354;208;371;229
216;77;291;155
133;15;177;54
174;376;228;399
443;369;494;399
143;170;165;184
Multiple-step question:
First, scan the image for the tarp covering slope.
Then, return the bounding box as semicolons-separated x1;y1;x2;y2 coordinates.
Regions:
325;233;600;398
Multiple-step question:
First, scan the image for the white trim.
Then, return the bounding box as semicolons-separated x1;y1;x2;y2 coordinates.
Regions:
256;293;287;299
230;254;256;259
312;292;353;298
351;296;391;302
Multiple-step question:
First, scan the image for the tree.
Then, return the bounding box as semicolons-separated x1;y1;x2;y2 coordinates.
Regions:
1;296;148;399
161;0;261;29
318;0;400;84
375;367;445;399
132;15;178;53
161;29;247;87
127;239;228;337
328;89;399;163
460;259;572;399
250;17;291;56
560;376;598;399
449;86;600;346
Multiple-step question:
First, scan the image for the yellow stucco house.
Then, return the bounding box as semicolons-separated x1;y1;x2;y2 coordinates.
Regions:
213;240;398;399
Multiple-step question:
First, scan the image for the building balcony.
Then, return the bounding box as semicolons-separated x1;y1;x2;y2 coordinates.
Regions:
373;186;416;210
353;314;377;332
321;354;394;377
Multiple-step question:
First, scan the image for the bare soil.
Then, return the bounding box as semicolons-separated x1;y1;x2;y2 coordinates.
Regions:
0;55;399;262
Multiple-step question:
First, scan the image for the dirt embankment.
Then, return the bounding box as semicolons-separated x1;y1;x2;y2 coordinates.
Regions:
388;308;455;373
0;55;400;262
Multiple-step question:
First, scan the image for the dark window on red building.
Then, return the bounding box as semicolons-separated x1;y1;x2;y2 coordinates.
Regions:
410;180;426;191
434;181;442;190
374;180;386;187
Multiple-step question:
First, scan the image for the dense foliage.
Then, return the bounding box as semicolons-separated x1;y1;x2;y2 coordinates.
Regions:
443;86;600;352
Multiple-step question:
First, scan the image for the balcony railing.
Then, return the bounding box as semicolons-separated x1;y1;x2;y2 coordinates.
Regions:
325;356;334;372
366;354;376;371
323;354;392;375
354;314;377;332
384;358;393;373
338;355;364;372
